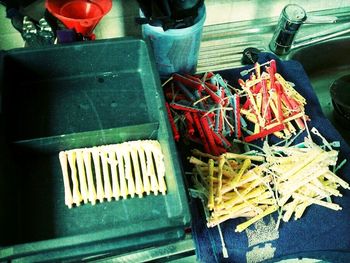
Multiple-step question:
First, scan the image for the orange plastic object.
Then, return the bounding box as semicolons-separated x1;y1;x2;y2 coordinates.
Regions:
46;0;112;37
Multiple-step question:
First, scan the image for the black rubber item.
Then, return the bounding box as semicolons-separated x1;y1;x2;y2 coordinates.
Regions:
330;74;350;129
241;47;261;65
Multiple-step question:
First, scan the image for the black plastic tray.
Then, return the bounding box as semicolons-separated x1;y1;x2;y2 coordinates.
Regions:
0;38;190;261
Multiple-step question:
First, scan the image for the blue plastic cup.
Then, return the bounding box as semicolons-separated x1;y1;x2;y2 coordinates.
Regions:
142;5;206;78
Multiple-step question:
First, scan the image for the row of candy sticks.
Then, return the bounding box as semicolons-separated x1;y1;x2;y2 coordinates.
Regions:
59;140;166;208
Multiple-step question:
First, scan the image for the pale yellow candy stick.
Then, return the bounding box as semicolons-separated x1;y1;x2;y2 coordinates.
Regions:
306;181;336;198
121;144;136;198
217;185;267;211
191;148;220;160
294;200;312;220
76;150;88;204
324;171;350;190
209;205;259;228
286;121;296;134
92;147;105;203
292;193;342;211
233;159;251;186
129;143;144;198
241;109;258;124
233;166;264;188
278;168;328;206
207;159;215;210
241;85;265;127
138;146;151;195
189;156;207;166
100;150;113;201
279;148;322;181
83;150;97;205
59;151;73;208
144;143;159;195
107;149;120;200
256;92;262;116
282;198;300;222
67;151;82;206
224;152;265;162
209;207;252;228
275;73;306;105
314;178;342;197
235;205;278;232
150;141;166;195
221;159;254;194
216;156;226;203
294;186;338;220
115;145;128;199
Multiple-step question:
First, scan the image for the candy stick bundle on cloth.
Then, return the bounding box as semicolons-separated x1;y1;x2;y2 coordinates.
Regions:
163;59;310;158
238;60;308;142
189;53;350;263
189;133;349;233
162;72;241;155
267;136;349;222
189;149;278;232
59;140;166;208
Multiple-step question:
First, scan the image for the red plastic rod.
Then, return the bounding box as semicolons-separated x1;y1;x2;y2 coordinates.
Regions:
192;113;211;153
184;111;195;135
235;95;242;138
261;79;272;124
165;102;180;141
244;123;285;142
200;115;220;156
169;102;208;114
173;74;204;91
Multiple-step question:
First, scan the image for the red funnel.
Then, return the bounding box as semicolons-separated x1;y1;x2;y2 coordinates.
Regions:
46;0;112;37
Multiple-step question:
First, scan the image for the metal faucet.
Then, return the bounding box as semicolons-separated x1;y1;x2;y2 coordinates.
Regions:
268;4;349;55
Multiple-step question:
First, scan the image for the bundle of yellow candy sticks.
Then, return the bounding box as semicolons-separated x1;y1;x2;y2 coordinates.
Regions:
189;131;349;232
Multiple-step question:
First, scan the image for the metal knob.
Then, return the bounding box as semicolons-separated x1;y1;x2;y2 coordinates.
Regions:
269;4;307;55
269;4;337;55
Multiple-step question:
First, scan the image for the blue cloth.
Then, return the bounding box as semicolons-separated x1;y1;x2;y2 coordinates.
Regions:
190;52;350;263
